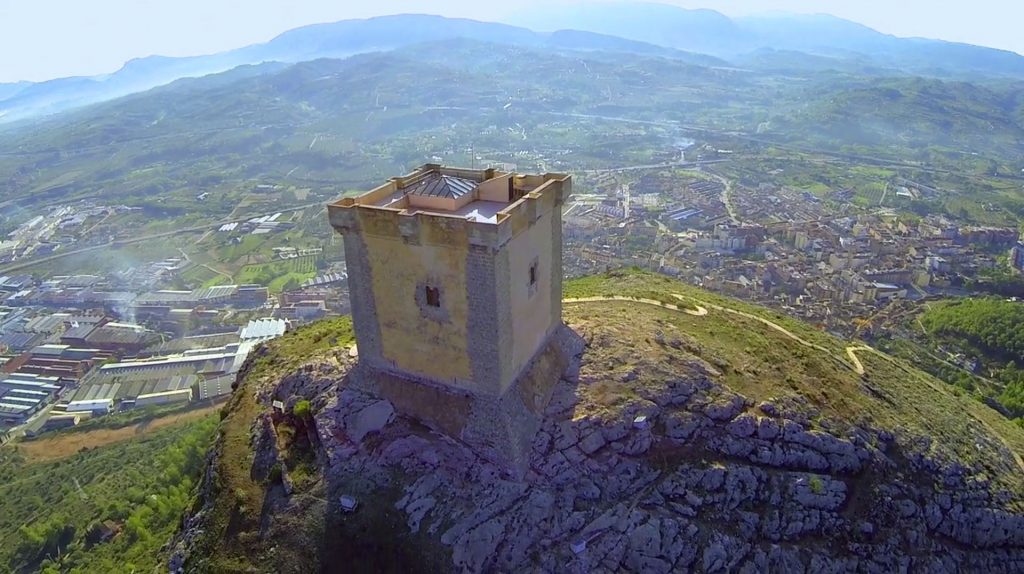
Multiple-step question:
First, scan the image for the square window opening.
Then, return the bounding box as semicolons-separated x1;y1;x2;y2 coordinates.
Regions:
425;286;441;308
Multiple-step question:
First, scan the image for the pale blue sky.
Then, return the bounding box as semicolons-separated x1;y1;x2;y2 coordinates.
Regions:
0;0;1019;83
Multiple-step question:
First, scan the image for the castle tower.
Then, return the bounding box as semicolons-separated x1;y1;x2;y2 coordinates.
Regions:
328;165;579;471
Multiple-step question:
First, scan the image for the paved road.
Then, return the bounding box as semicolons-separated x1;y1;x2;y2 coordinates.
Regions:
579;159;729;175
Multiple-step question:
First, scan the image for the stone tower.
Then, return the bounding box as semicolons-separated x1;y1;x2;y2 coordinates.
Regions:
328;165;581;471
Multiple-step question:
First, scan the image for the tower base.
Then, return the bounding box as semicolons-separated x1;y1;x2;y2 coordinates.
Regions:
348;323;584;475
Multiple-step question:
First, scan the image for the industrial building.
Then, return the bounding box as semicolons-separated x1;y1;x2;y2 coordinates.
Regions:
0;374;61;396
66;398;114;415
97;344;250;378
135;388;193;407
0;401;35;423
132;284;269;311
239;318;289;342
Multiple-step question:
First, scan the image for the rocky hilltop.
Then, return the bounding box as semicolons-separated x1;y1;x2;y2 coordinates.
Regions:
172;271;1024;573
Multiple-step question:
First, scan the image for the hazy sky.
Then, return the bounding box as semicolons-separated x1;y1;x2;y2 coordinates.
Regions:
1;0;1020;83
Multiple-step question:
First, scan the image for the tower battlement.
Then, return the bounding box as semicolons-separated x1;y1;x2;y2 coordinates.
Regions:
328;164;571;250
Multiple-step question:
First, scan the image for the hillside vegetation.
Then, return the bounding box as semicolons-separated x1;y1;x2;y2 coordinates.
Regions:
182;316;355;572
777;77;1024;167
922;297;1024;361
920;297;1024;416
0;414;218;573
567;271;1024;480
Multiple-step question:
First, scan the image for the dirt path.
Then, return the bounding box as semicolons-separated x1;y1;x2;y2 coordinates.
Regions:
671;294;834;355
17;403;220;463
200;262;234;282
564;295;707;316
846;345;868;375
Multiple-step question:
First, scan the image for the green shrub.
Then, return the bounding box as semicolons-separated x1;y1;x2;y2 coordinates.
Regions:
267;463;283;484
809;475;825;494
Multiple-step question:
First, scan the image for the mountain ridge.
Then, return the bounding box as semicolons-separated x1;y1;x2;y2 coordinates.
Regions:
507;2;1024;78
0;13;719;123
4;8;1024;122
4;37;1024;215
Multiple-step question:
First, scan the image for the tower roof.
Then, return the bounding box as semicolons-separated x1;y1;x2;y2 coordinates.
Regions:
407;174;477;199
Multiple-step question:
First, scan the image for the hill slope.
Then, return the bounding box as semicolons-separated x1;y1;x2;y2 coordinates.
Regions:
0;409;218;573
173;271;1024;573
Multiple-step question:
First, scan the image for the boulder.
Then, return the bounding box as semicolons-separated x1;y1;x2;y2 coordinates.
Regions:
704;397;744;422
346;399;395;443
622;430;653;456
553;420;580;450
727;414;758;437
451;518;507;572
627;519;662;557
665;412;706;442
792;475;847;511
756;417;780;440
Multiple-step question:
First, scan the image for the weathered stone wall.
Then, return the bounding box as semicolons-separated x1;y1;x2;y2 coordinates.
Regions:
362;228;475;389
349;364;474;439
341;233;384;370
505;208;560;387
492;247;515;389
548;194;564;342
480;325;583;473
328;169;571;404
466;244;504;395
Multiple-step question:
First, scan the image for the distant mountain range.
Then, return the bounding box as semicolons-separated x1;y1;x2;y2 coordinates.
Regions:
2;4;1023;123
508;2;1024;79
0;13;716;123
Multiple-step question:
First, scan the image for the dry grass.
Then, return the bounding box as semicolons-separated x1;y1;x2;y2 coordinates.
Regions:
194;316;355;572
19;403;221;463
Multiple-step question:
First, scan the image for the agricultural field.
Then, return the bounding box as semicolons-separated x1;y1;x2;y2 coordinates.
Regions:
236;255;320;293
178;264;230;289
